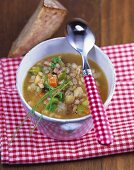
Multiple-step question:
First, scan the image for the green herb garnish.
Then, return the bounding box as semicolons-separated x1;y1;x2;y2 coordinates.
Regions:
50;62;56;69
50;56;61;69
44;83;53;91
52;56;61;64
45;80;70;112
56;92;64;102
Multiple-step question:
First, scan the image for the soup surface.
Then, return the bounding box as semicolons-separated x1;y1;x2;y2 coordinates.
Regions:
23;53;108;119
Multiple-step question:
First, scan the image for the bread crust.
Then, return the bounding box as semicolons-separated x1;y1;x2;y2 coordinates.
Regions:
8;0;67;57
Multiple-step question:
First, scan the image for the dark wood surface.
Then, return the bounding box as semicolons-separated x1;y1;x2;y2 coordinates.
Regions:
0;0;134;169
100;0;134;45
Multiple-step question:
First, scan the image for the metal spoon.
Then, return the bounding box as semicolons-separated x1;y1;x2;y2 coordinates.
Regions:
66;18;113;145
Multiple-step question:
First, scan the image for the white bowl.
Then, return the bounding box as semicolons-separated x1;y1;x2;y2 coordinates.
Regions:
16;37;116;140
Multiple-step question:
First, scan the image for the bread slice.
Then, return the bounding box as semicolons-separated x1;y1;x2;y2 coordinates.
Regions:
8;0;67;57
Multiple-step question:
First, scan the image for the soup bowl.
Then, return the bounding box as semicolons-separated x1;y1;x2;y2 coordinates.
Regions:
16;37;116;140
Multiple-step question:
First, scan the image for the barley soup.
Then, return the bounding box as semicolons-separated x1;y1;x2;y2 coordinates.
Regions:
23;53;108;119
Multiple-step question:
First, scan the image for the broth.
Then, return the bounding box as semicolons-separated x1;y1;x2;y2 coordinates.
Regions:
23;53;108;119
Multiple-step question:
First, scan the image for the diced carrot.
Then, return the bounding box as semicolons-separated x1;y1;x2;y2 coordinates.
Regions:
48;75;57;88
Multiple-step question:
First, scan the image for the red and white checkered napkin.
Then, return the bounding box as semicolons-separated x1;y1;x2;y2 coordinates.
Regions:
0;43;134;164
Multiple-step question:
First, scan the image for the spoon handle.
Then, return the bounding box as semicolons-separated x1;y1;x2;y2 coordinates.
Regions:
84;75;114;145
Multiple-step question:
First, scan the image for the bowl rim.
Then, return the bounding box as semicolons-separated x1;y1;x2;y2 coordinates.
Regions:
16;37;116;123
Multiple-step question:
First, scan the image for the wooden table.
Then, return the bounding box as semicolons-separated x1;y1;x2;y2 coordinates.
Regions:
0;0;134;169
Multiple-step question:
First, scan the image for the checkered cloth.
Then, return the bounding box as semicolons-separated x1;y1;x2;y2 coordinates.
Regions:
0;43;134;164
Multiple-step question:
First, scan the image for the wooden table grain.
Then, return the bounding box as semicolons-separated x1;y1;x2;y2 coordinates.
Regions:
0;0;134;169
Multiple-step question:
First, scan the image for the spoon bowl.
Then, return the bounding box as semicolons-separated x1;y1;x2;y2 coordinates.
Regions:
66;18;95;57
